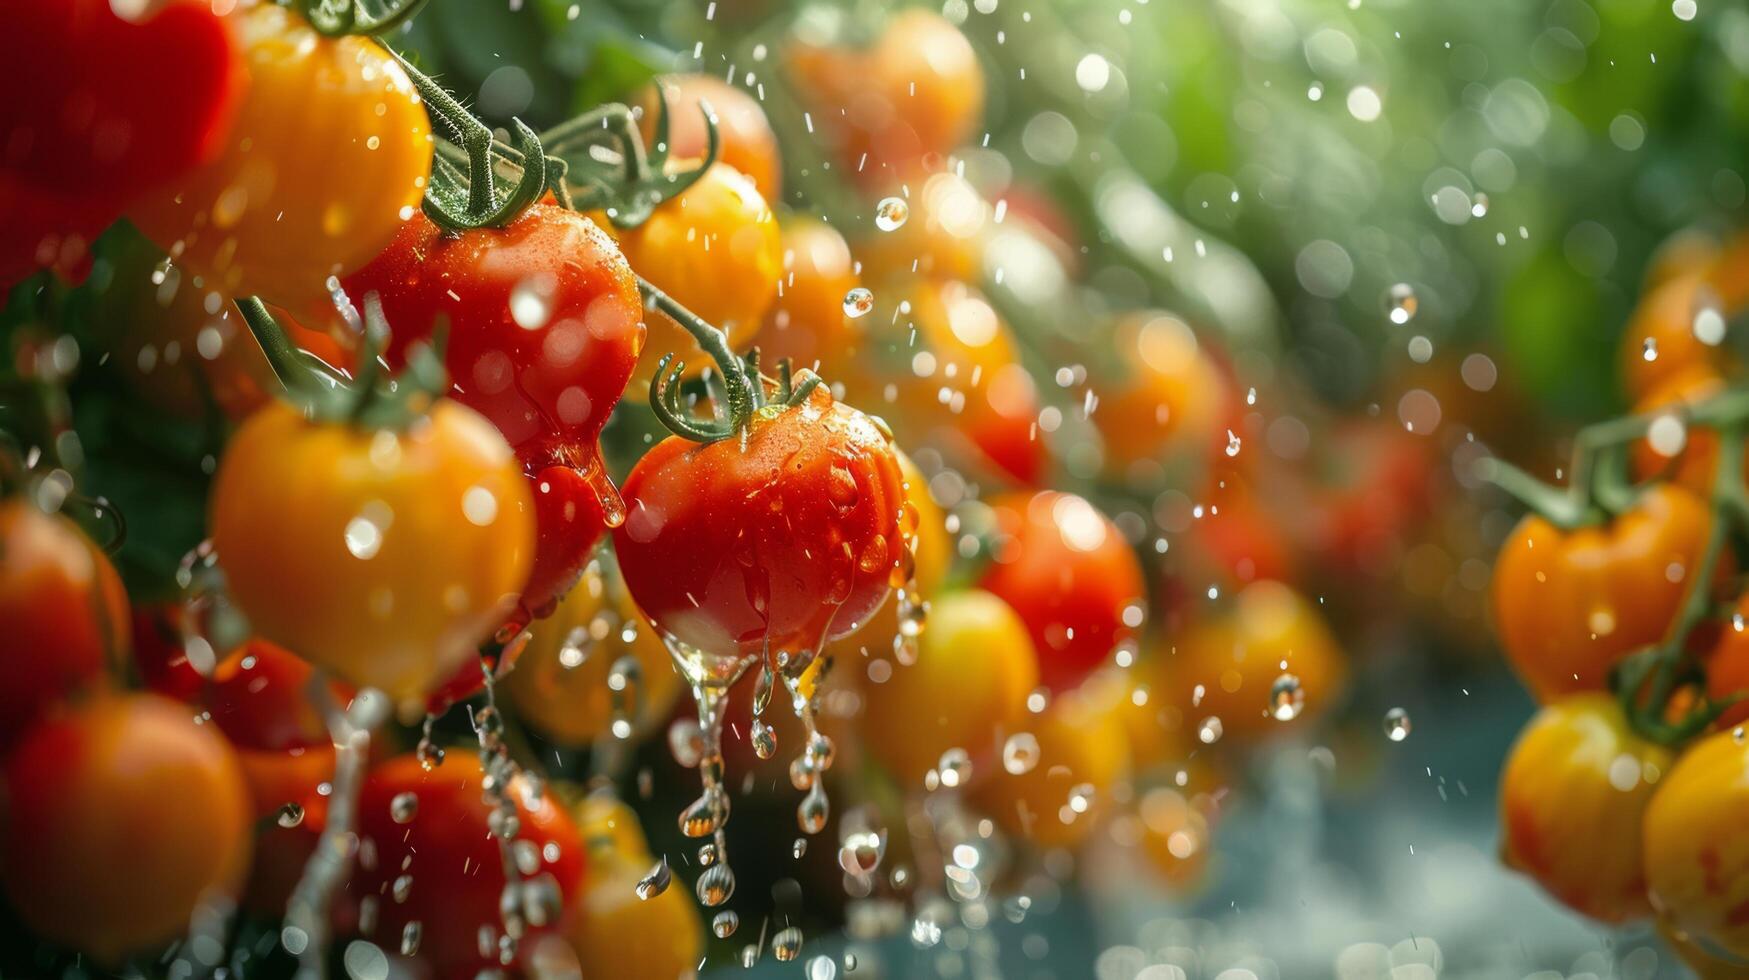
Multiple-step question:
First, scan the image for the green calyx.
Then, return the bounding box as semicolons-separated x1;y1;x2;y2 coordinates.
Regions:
539;89;720;229
291;0;431;37
236;296;447;431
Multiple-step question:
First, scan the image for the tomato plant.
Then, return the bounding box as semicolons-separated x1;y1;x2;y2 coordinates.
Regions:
2;694;252;962
638;74;781;204
979;490;1143;692
130;3;430;318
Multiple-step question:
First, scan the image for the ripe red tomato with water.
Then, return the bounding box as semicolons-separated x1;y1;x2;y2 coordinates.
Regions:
614;382;907;666
979;491;1144;692
351;753;585;980
345;204;645;618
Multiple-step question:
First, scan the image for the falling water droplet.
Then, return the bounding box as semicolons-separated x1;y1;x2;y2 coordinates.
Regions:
400;921;422;956
1197;717;1224;744
668;718;705;768
773;927;804;962
1384;707;1413;742
843;287;875;319
635;859;671;900
698;841;718;866
751;718;777;760
936;748;972;788
874;197;910;231
1269;674;1305;721
798;783;830;834
713;910;739;938
1225;429;1242;457
793;837;808;858
277;802;306;828
1003;733;1041;775
1386;283;1418;324
1642;337;1658;362
806;954;839;980
389;792;418;824
696;863;736;906
838;830;886;877
1470;192;1490;218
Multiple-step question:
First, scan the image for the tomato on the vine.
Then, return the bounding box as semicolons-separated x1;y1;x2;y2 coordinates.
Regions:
978;490;1143;692
1135;786;1215;894
0;497;128;745
1094;311;1229;486
858;588;1039;787
1643;723;1749;958
1491;484;1714;702
637;74;782;204
351;753;585;980
2;694;252;962
855;170;990;287
567;795;703;979
1499;694;1669;923
131;3;430;318
1705;595;1749;729
1619;272;1735;403
503;554;683;746
971;678;1130;850
1153;580;1346;742
753;217;863;375
209;398;534;709
1628;365;1738;495
612;160;781;392
0;0;244;283
345;203;645;617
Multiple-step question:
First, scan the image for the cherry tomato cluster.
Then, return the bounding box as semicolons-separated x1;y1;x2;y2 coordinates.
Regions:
1487;229;1749;975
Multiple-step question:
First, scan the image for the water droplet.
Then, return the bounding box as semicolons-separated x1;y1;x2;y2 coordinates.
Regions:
750;718;777;760
635;859;671;900
712;910;739;938
1386;283;1418;324
1695;303;1728;346
838;830;886;877
696;863;736;906
773;927;804;962
798;782;830;834
400;921;422;956
1470;192;1490;218
510;274;556;330
697;842;718;867
1197;717;1224;744
793;837;808;858
277;802;305;828
1224;429;1242;457
807;954;839;980
1269;674;1305;721
1003;733;1041;775
936;747;972;788
679;789;724;838
1384;707;1412;742
390;791;418;824
874;197;910;231
343;513;385;560
1642;337;1658;362
843;287;875;318
668;718;705;768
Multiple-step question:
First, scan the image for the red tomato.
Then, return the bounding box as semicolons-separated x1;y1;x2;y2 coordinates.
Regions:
2;694;252;962
613;382;906;666
0;0;243;283
0;498;129;745
979;491;1144;692
351;754;585;980
637;74;782;203
130;604;206;702
1705;594;1749;729
345;205;645;619
207;640;354;752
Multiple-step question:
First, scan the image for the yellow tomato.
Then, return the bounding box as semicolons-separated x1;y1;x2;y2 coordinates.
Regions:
1500;694;1671;923
1137;787;1214;893
1644;725;1749;957
753;216;863;376
209;399;534;710
568;795;704;980
971;678;1130;850
856;170;990;286
1094;310;1229;485
502;554;682;746
616;161;781;392
131;4;430;318
858;588;1038;788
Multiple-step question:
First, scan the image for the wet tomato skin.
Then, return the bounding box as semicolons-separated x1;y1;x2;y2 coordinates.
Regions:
345;205;643;618
613;383;906;662
2;693;253;963
978;491;1144;692
1491;484;1714;702
352;753;585;980
1643;724;1749;958
0;499;129;745
1499;693;1669;923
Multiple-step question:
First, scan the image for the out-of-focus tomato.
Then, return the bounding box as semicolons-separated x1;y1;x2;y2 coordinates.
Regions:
503;555;682;746
787;9;983;185
1182;472;1298;588
0;498;128;745
352;754;585;980
131;3;430;317
345;203;645;618
1155;580;1346;742
1619;273;1735;402
206;640;351;752
614;382;905;667
1660;921;1749;979
567;795;703;979
210;399;534;711
637;74;781;203
1136;787;1214;893
1643;724;1749;957
971;678;1130;850
1299;420;1440;578
855;170;990;286
753;217;863;374
1094;311;1229;487
858;588;1038;787
613;161;781;391
2;694;252;962
1705;595;1749;729
1628;365;1740;495
979;491;1143;692
0;0;244;283
855;277;1044;485
131;604;206;702
1492;484;1713;702
1102;669;1224;803
1500;694;1668;923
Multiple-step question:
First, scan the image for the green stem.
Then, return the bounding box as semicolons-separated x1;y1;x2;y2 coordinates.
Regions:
235;298;316;395
637;276;754;436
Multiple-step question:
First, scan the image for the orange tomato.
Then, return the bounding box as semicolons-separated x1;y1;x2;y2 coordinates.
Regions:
1628;365;1741;495
1;694;252;962
1491;484;1713;702
502;554;683;746
1094;310;1230;487
0;498;128;745
615;160;781;392
753;216;863;375
970;677;1130;850
131;3;430;318
1643;724;1749;957
1500;694;1669;923
210;399;534;710
1155;580;1346;742
567;795;703;980
1619;273;1735;403
1136;787;1214;893
856;170;990;286
1705;596;1749;729
638;73;781;203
